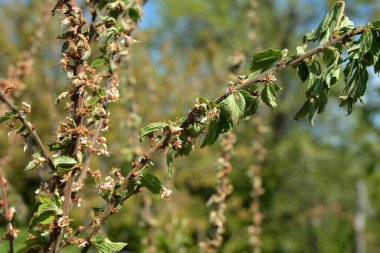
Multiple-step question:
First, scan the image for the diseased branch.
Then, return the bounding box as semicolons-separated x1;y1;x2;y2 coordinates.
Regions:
0;92;55;171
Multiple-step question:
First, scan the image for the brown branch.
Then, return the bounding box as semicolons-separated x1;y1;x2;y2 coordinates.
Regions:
0;168;15;253
0;92;55;171
48;1;88;251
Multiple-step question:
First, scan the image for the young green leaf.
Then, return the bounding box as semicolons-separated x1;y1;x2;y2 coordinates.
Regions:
250;49;282;76
91;58;106;68
201;118;220;148
25;161;37;172
238;90;259;117
261;83;280;109
297;61;309;82
294;100;312;120
337;16;354;34
303;1;343;44
29;196;62;227
140;173;162;194
128;7;141;22
0;111;17;123
166;149;174;178
139;122;169;142
218;91;246;125
17;238;42;253
25;153;43;172
52;156;77;168
371;20;380;29
91;235;127;253
307;100;318;126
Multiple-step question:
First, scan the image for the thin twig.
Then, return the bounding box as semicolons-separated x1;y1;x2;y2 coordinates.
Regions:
0;92;55;171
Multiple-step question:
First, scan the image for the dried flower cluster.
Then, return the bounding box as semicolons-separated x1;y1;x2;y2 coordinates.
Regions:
199;132;236;252
247;118;268;253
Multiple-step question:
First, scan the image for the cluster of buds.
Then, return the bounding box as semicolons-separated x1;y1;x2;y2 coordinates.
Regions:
57;216;72;228
160;186;172;201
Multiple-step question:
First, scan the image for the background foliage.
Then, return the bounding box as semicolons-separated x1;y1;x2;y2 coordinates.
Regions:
1;0;380;252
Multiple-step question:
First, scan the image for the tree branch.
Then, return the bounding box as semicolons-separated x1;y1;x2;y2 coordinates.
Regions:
77;24;367;246
0;92;55;171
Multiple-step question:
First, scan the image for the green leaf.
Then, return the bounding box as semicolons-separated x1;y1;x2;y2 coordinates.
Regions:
16;125;28;134
37;202;62;217
29;211;56;227
307;100;318;126
128;7;141;22
360;30;373;58
25;161;37;172
338;16;354;33
325;65;341;87
370;32;380;63
91;58;106;68
250;49;282;75
25;153;43;171
139;122;169;142
100;189;113;202
17;238;42;253
294;100;312;120
238;90;259;117
0;111;17;123
261;83;280;109
370;20;380;29
53;156;77;168
303;1;343;44
85;96;100;107
218;91;246;125
91;235;127;253
166;149;174;178
306;61;321;95
140;173;162;194
297;61;309;82
201;118;220;148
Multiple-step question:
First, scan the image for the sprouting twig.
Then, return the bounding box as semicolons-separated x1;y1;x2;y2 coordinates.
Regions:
118;26;367;197
72;25;368;245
